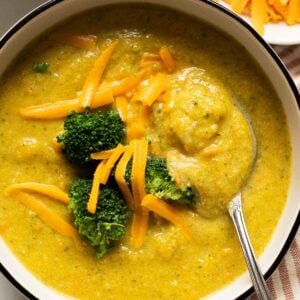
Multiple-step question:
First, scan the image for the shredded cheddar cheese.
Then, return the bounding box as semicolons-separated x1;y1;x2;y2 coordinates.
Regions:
131;139;148;209
52;34;98;50
131;73;167;106
141;194;192;240
130;207;149;249
115;143;134;209
87;160;107;214
17;39;192;253
111;70;147;96
20;88;114;119
159;47;176;73
115;96;129;122
100;144;125;185
220;0;300;34
79;40;118;108
138;105;152;127
126;122;145;142
130;139;149;248
5;183;70;204
91;149;115;160
5;188;77;238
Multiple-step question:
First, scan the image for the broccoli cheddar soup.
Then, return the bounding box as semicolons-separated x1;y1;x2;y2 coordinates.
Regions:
0;5;291;300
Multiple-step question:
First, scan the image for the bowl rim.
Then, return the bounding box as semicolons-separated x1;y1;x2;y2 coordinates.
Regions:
0;0;299;300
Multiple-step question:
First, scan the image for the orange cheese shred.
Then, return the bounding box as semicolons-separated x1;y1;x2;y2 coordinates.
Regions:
141;194;192;240
90;87;115;109
19;68;148;120
79;40;118;108
126;122;145;142
20;88;114;120
131;73;167;106
138;105;152;127
5;189;77;238
140;53;162;68
159;47;176;73
131;207;149;249
87;160;106;214
111;69;147;96
6;183;69;204
131;139;148;210
115;143;134;210
20;98;81;120
230;0;249;13
91;149;115;160
280;0;289;5
130;138;150;249
162;93;174;113
100;144;125;185
226;0;300;34
115;96;129;122
51;138;63;153
287;0;300;25
267;5;283;21
67;34;97;50
53;34;97;50
271;0;288;18
251;0;268;35
142;53;161;62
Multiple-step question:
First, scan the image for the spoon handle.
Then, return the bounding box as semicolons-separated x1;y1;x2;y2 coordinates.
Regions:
229;194;271;300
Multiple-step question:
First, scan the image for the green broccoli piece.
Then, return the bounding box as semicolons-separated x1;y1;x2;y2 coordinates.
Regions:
32;62;50;73
122;157;196;205
145;157;195;205
68;178;130;258
57;109;126;167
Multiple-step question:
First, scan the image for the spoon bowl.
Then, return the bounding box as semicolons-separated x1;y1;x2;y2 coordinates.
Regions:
227;115;271;300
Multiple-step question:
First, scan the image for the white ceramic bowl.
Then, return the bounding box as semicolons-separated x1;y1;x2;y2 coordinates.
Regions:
0;1;299;299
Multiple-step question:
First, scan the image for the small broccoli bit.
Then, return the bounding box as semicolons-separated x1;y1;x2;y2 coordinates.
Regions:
145;157;195;205
68;178;130;258
57;109;126;166
123;156;196;205
32;62;50;73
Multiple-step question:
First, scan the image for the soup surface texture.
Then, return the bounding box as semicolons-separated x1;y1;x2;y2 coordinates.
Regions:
0;5;290;300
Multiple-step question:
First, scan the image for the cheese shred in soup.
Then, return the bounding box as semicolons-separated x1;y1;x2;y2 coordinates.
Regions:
0;5;290;300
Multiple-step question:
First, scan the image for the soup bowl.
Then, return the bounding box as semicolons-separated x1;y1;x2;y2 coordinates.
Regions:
0;0;299;299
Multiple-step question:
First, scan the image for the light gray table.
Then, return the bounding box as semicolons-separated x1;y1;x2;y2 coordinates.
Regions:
0;1;48;298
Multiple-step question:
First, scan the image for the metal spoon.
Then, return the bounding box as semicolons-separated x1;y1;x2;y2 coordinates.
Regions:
227;119;271;300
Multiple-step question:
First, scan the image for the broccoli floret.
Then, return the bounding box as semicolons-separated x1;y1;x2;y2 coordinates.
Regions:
68;178;130;258
32;62;50;73
122;157;196;205
145;157;195;204
57;109;125;167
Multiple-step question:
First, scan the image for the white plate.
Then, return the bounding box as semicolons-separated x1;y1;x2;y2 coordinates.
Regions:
264;22;300;45
219;1;300;45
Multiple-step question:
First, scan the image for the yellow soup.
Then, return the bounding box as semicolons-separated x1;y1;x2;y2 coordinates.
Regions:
0;5;291;300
